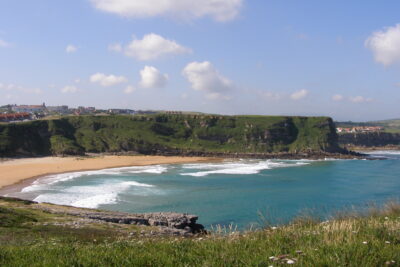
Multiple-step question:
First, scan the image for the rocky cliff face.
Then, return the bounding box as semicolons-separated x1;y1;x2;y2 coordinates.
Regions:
0;115;345;157
339;132;400;147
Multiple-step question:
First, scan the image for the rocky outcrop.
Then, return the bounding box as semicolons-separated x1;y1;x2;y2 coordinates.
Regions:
34;203;204;236
339;132;400;148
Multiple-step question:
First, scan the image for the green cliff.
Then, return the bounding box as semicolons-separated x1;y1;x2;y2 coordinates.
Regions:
0;115;343;157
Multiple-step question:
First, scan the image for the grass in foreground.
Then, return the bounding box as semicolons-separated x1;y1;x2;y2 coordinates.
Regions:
0;198;399;266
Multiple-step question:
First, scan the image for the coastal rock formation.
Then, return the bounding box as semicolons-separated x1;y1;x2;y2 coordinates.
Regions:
339;132;400;148
33;203;204;236
0;114;347;158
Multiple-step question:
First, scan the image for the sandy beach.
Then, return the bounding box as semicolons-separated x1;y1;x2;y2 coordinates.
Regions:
0;155;219;191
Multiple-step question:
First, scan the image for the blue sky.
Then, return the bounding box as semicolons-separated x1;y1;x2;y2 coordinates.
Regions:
1;0;400;121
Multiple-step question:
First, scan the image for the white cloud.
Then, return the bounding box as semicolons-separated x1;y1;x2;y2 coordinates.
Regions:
90;73;128;87
365;24;400;66
139;66;168;88
124;85;136;94
349;96;373;103
0;39;10;48
332;94;344;101
290;89;309;100
66;44;78;53
61;85;78;93
182;61;233;100
123;33;191;61
108;43;122;52
90;0;243;22
0;83;42;94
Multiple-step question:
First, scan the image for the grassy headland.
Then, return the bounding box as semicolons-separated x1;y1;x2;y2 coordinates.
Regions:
0;114;344;157
0;197;399;266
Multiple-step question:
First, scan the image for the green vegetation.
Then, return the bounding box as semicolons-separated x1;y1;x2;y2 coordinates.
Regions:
0;197;399;266
0;114;341;157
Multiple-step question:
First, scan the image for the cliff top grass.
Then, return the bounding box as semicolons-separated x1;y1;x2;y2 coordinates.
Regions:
0;196;399;266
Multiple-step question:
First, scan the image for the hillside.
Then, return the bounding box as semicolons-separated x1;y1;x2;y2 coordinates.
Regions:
371;119;400;133
0;114;344;157
1;196;399;266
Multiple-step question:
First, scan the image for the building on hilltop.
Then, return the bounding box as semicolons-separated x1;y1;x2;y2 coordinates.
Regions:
0;112;31;122
108;109;136;115
336;126;384;133
11;103;47;114
74;106;96;115
47;105;69;114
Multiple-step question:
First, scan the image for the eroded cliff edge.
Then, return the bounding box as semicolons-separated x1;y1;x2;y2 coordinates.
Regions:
0;114;350;158
339;132;400;150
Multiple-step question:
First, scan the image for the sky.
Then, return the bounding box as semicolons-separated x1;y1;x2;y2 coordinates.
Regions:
1;0;400;121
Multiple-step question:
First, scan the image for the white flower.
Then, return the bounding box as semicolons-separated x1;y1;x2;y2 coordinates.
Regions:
362;241;368;244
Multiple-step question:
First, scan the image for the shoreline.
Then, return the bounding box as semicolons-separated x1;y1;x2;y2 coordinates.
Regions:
345;145;400;151
0;150;383;197
0;155;222;195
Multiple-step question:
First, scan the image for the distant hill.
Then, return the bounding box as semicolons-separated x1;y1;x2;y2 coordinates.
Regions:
370;118;400;129
0;114;344;157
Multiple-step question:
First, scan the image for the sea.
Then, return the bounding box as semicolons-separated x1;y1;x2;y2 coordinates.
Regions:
6;151;400;229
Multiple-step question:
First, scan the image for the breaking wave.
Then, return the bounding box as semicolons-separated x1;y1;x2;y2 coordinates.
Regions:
33;180;156;209
180;160;310;177
21;165;167;193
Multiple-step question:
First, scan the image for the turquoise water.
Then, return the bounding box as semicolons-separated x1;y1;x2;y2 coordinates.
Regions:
9;151;400;229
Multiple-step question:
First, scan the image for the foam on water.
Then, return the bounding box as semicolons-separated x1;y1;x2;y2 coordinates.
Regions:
363;150;400;155
181;160;310;177
32;180;156;209
21;165;167;193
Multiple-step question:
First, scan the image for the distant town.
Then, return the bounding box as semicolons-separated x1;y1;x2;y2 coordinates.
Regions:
336;126;384;134
0;103;183;123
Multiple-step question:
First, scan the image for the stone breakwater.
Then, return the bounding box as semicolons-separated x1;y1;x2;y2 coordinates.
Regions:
15;198;205;236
